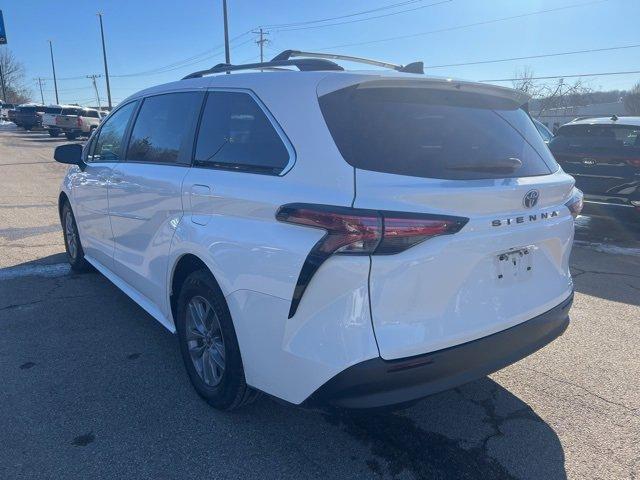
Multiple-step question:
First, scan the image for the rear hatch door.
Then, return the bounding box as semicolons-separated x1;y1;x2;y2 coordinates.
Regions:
319;78;576;360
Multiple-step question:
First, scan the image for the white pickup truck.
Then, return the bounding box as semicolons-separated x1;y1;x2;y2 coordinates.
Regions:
42;105;63;136
55;107;105;139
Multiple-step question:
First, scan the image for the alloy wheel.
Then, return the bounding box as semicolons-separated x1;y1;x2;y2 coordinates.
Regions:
186;295;226;387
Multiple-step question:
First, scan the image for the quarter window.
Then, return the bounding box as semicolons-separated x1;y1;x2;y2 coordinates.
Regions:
194;91;290;174
127;92;202;165
89;102;137;163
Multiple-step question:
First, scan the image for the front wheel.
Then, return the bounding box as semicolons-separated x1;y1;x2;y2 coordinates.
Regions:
61;202;92;272
176;270;259;410
65;132;77;140
48;129;60;137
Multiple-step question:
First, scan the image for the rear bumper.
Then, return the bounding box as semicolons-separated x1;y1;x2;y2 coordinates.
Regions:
306;292;573;409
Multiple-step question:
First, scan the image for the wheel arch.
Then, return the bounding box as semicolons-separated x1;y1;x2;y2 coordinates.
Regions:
169;253;225;325
58;191;70;221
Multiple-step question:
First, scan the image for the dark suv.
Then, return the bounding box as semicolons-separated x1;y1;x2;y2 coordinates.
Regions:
549;116;640;217
14;104;47;130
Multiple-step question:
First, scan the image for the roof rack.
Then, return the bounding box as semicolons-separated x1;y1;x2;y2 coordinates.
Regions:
271;50;424;74
182;58;343;79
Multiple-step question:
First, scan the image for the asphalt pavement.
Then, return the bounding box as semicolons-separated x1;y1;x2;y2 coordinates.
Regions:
1;125;639;480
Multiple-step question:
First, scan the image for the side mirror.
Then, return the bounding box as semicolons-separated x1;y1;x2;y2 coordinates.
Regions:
54;144;84;166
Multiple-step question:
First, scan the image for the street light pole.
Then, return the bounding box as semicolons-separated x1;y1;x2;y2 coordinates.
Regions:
222;0;230;65
48;41;59;104
97;13;112;109
0;56;7;102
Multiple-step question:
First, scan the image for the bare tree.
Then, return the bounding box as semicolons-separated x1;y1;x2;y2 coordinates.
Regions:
0;49;31;104
624;82;640;115
511;67;592;118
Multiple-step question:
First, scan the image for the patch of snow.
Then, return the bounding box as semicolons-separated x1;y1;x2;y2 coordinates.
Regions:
574;240;640;257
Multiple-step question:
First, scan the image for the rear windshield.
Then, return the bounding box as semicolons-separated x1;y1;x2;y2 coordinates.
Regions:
549;124;640;153
19;106;36;113
61;107;82;116
43;107;62;114
319;86;557;180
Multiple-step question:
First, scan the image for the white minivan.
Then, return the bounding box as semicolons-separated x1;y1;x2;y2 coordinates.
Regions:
54;51;582;410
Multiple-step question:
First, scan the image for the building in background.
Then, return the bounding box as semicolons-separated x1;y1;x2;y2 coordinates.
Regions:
534;100;631;133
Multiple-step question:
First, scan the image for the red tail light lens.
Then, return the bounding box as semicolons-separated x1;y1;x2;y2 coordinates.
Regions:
627;158;640;168
76;116;82;127
276;204;468;317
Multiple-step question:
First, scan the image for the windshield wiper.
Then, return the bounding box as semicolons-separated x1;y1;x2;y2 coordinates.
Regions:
446;157;523;173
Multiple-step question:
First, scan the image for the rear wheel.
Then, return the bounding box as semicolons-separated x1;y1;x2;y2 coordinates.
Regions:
48;129;60;137
61;202;91;272
176;270;259;410
65;132;77;140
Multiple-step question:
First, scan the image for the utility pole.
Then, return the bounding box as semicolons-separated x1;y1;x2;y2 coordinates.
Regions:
222;0;230;65
254;28;269;63
97;13;112;109
87;74;102;110
35;77;45;104
48;41;59;104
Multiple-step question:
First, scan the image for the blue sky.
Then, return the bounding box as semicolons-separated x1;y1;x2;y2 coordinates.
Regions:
1;0;638;106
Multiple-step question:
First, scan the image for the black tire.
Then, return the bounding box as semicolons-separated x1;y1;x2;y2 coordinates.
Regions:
48;129;60;137
176;270;259;410
24;125;32;131
61;201;92;272
65;132;77;140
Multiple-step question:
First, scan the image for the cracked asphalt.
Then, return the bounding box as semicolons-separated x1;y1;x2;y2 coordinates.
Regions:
1;126;639;480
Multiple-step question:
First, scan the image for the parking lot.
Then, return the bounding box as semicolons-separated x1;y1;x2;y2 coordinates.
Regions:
0;125;639;479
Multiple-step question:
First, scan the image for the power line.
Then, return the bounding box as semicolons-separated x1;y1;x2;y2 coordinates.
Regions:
272;0;452;32
111;35;254;78
480;70;640;83
262;0;434;28
428;43;640;69
318;0;611;50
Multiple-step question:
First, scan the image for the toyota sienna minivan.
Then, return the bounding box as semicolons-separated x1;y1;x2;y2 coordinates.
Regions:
54;51;581;410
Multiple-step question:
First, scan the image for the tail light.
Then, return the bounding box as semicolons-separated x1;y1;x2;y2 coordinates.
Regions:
76;116;82;127
627;158;640;168
276;203;468;317
565;188;584;219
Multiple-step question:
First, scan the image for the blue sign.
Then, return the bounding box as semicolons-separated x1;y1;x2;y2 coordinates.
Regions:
0;10;6;44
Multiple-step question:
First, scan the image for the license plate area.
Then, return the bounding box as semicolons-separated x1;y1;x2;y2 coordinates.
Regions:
495;246;535;281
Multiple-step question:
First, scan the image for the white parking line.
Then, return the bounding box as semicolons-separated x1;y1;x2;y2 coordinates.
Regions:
0;263;71;281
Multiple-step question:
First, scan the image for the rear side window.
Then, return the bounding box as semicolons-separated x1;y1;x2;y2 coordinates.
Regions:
194;91;290;175
319;86;557;180
85;110;100;118
43;107;62;114
89;102;137;162
127;92;202;165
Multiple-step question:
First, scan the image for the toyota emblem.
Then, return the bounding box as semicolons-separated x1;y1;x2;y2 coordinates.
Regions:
523;190;540;209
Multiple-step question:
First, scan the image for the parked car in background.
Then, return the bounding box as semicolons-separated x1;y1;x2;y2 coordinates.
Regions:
1;102;16;120
549;116;640;217
55;107;104;139
14;103;47;130
7;107;17;124
533;118;554;143
53;51;580;411
42;105;64;136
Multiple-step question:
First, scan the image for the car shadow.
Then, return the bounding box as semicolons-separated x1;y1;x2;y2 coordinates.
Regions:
0;258;567;480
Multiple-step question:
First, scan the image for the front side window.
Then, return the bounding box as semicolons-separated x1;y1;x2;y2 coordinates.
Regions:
194;91;290;174
127;92;202;165
89;102;137;162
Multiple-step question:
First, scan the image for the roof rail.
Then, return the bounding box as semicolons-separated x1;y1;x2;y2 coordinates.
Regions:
271;50;424;74
182;58;343;79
